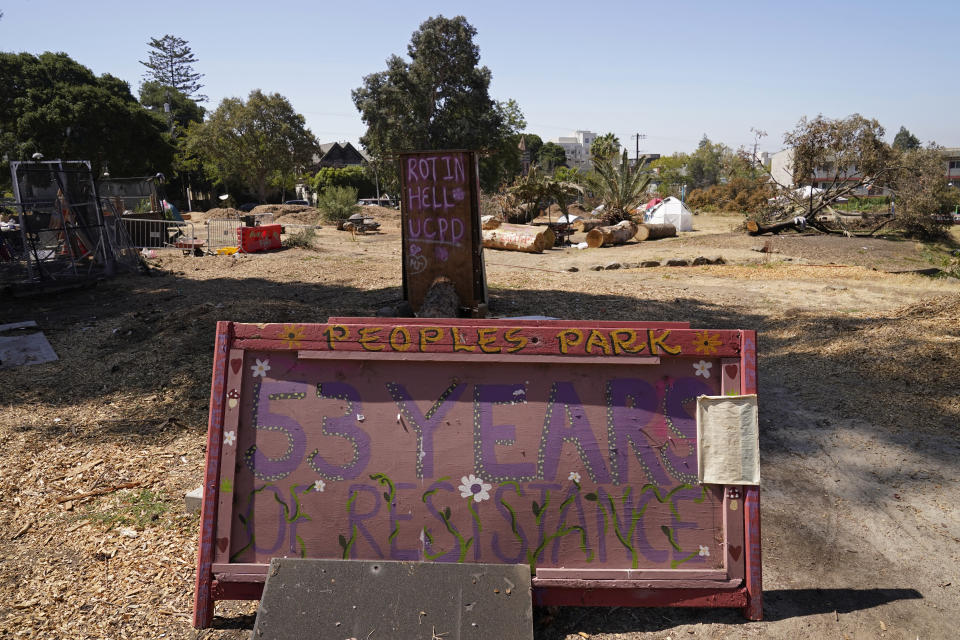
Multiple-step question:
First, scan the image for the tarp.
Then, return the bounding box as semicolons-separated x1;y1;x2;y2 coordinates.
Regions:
644;197;663;211
644;196;694;231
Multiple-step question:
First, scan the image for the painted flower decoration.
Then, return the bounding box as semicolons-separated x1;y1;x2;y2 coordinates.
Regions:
693;330;722;355
693;360;712;378
227;389;240;409
699;545;710;557
279;324;306;349
251;358;271;378
223;430;236;446
568;471;582;483
458;474;492;503
313;479;326;493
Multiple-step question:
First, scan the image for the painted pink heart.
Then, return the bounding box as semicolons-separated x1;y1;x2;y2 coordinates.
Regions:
724;364;738;379
217;537;228;553
230;358;242;374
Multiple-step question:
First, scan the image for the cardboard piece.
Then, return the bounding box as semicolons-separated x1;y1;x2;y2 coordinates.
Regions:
696;394;760;485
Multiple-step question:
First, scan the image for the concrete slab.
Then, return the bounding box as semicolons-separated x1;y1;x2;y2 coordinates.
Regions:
252;558;532;640
184;486;203;513
0;321;58;369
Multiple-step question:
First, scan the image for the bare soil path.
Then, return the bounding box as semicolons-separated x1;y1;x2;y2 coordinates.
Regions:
1;212;958;639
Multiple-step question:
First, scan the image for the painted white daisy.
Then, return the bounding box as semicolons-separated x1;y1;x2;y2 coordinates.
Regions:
313;479;326;493
223;430;236;447
458;474;492;503
693;360;712;378
699;545;710;557
251;358;271;378
568;471;582;483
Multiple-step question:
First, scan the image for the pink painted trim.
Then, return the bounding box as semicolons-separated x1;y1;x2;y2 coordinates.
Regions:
534;568;729;581
533;586;747;608
533;577;743;590
193;321;233;629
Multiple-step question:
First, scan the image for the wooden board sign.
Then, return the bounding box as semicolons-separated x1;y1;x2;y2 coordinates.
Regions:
398;150;487;314
194;320;761;627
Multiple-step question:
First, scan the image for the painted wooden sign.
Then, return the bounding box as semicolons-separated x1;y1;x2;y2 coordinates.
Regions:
194;320;761;627
398;151;487;315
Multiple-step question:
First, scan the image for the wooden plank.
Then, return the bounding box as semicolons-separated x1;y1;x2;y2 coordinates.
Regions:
230;323;742;358
213;348;245;565
534;568;728;581
719;357;746;584
533;577;742;590
328;317;691;329
739;330;763;621
298;350;661;365
399;151;487;313
193;321;233;628
533;586;747;608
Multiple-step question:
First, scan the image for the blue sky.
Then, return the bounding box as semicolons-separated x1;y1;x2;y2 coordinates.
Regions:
2;0;957;155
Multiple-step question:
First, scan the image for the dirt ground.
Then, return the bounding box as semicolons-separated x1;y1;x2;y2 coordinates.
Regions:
1;211;958;639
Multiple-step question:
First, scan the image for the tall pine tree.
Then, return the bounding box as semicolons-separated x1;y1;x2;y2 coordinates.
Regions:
140;35;206;101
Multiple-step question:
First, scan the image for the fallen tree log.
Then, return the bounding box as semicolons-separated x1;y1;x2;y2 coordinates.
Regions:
636;223;676;241
480;215;502;230
746;217;807;236
482;223;555;253
573;219;605;232
585;220;639;248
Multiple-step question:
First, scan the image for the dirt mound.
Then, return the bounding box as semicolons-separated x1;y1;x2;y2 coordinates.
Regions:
188;207;242;222
895;292;960;319
274;211;322;225
251;204;317;216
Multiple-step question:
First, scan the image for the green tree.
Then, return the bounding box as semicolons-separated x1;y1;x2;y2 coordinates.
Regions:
687;135;728;189
538;142;567;172
139;80;205;136
590;132;621;160
480;99;529;188
140;35;206;101
520;133;543;162
648;153;689;197
311;165;376;198
892;126;921;151
586;150;652;223
352;15;518;190
0;51;174;185
183;90;318;202
891;146;952;239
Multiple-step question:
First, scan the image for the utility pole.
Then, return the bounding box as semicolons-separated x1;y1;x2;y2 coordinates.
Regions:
633;133;647;163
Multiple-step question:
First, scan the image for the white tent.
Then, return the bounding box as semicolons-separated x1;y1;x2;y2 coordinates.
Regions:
643;196;694;231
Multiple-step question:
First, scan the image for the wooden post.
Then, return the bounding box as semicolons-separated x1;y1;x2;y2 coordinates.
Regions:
740;330;763;621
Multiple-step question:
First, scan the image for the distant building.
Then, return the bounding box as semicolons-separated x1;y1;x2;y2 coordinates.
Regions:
554;130;598;170
943;148;960;187
310;142;368;170
772;147;960;194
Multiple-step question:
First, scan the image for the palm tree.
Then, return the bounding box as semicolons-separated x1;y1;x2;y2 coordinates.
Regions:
587;150;652;223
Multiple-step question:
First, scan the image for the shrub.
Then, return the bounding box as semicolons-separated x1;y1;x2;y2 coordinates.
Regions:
282;228;318;250
316;186;359;222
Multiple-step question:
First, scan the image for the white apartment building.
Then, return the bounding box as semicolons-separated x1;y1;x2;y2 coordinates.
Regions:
555;130;597;170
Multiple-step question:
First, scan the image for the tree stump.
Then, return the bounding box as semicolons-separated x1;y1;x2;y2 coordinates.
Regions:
585;220;639;248
417;276;460;318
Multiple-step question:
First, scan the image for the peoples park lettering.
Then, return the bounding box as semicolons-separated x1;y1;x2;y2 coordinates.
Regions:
315;325;687;356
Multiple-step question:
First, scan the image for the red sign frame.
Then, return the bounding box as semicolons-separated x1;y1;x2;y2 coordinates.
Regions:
193;319;761;627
